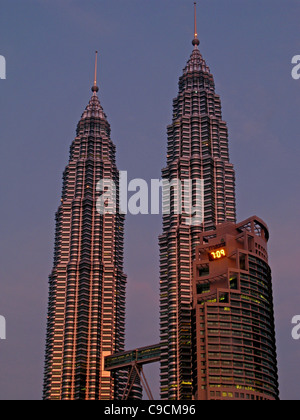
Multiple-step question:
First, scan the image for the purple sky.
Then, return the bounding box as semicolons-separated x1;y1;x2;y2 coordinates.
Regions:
0;0;300;400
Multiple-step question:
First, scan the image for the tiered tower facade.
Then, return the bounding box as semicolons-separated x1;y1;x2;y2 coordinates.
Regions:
159;20;236;400
43;68;126;400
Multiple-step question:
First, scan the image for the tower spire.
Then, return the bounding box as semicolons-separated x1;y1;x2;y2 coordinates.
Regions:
92;50;99;93
192;2;200;47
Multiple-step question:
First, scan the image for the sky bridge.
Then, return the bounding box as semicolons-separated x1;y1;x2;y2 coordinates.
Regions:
105;344;161;400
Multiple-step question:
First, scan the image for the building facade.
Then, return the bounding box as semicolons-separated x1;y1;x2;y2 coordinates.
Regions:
192;216;279;400
43;78;127;400
159;28;236;399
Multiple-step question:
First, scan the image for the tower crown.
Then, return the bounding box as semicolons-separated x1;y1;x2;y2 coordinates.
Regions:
184;47;210;75
81;51;106;120
81;94;106;120
185;3;209;75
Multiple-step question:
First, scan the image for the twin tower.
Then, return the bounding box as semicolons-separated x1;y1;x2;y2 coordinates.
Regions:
43;6;279;401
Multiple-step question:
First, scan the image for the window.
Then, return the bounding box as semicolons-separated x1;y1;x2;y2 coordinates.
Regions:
199;266;209;277
197;283;210;294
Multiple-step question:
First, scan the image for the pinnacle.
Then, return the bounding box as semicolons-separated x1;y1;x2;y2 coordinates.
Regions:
81;92;106;120
184;47;210;75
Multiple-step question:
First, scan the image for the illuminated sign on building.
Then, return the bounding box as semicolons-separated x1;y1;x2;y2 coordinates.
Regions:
208;248;226;261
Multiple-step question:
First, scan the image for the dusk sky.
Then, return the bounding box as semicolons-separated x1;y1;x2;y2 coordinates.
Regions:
0;0;300;400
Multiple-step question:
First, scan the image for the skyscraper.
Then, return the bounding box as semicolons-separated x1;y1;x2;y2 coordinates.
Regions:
43;54;126;400
192;217;279;400
159;4;278;401
159;6;235;400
